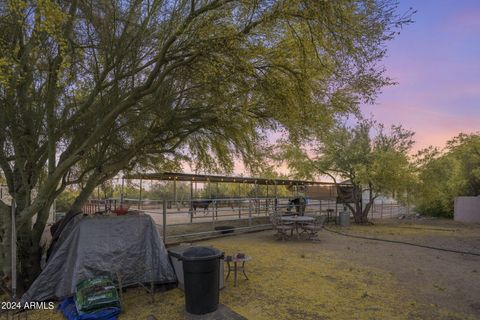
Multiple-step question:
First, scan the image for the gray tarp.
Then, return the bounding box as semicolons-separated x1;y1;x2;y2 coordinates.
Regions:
22;214;176;302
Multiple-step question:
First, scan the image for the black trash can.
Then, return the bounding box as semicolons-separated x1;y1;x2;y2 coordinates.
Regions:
180;246;224;315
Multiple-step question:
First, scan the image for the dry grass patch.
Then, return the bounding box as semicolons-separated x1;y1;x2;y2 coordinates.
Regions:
19;226;480;319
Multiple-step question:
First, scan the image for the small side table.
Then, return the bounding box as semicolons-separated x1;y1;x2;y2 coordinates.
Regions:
225;255;251;287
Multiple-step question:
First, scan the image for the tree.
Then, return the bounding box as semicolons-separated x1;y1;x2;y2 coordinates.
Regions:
283;119;415;224
0;0;412;290
446;133;480;196
414;133;480;217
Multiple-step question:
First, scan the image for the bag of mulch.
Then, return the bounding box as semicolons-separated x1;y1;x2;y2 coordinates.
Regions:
74;276;121;314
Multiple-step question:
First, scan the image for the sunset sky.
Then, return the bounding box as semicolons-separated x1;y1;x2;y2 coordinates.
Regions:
361;0;480;151
202;0;480;175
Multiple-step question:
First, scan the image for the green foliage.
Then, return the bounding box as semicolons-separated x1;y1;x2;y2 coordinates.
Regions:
283;118;416;223
414;133;480;218
55;188;79;212
0;0;413;214
146;182;191;200
446;133;480;195
0;0;413;283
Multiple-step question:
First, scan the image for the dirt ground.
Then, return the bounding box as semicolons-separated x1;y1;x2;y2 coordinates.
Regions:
321;218;480;319
18;218;480;319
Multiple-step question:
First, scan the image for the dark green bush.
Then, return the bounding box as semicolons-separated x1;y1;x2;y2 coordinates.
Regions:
415;200;453;218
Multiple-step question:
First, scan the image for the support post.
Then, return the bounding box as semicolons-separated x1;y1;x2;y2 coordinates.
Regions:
212;182;215;226
97;187;100;210
208;179;211;198
250;181;256;226
208;179;212;220
138;178;143;209
381;199;384;219
274;183;278;211
11;199;17;301
163;200;167;244
212;201;216;226
238;183;241;219
120;177;125;206
248;200;252;226
248;183;252;226
266;184;269;214
215;182;219;219
190;181;194;223
173;178;177;210
335;197;338;219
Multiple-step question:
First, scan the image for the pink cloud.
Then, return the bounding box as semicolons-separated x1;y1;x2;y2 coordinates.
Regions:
362;101;479;151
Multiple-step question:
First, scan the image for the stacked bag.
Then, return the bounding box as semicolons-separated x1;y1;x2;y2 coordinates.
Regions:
58;276;121;320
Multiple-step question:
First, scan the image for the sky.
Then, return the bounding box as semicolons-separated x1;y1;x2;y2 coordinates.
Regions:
202;0;480;176
361;0;480;151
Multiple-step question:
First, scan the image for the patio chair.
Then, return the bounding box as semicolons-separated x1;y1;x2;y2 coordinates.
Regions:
270;213;294;240
301;215;326;240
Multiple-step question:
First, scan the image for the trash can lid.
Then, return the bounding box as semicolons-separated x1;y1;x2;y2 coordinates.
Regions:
182;246;223;261
168;245;192;257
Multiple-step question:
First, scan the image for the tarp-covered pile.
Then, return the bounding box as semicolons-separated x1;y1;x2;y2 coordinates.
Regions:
22;214;176;302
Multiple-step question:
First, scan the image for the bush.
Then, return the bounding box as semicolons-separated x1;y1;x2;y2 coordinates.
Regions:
415;200;452;218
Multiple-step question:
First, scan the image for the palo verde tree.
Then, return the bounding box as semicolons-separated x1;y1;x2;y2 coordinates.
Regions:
0;0;412;290
283;118;416;224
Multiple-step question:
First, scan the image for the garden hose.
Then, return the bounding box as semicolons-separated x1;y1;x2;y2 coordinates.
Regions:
323;226;480;257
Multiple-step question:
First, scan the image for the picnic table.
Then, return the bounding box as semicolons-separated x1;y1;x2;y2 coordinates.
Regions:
281;215;315;237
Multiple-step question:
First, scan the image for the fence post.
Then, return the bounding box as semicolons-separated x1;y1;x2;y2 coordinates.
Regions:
162;200;167;244
248;199;252;227
254;180;258;216
381;199;384;219
173;178;177;210
274;183;278;212
266;184;269;214
238;184;241;219
238;199;241;219
212;201;215;227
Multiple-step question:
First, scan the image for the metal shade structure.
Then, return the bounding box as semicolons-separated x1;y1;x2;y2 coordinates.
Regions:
123;172;343;186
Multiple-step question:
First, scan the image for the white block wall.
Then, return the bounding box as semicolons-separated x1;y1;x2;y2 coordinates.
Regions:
454;196;480;223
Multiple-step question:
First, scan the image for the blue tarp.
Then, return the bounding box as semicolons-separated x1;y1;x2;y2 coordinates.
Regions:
58;297;120;320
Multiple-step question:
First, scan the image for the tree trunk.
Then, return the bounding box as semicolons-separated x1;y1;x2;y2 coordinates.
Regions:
0;201;12;285
17;222;36;293
20;204;53;287
352;203;367;224
349;185;369;224
351;200;374;224
0;173;57;292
